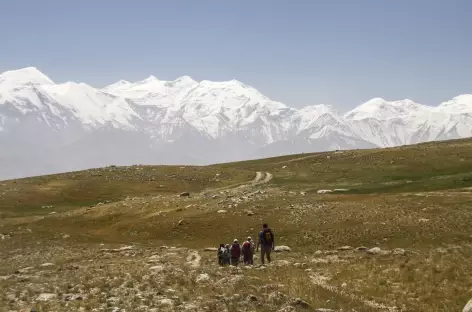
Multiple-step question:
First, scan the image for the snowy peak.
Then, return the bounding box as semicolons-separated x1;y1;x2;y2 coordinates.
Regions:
102;80;131;93
165;76;197;87
40;82;139;127
436;94;472;114
344;98;430;120
0;67;55;86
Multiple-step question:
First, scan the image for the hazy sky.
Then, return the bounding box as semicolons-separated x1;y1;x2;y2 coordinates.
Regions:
1;0;471;110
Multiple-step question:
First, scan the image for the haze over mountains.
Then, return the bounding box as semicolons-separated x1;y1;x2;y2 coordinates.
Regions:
1;67;471;180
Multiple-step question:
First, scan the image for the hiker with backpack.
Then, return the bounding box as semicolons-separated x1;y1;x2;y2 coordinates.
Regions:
217;243;229;265
256;223;275;265
230;239;241;266
242;237;255;265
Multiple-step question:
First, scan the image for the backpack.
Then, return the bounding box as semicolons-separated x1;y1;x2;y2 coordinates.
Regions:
242;241;250;253
218;247;224;257
231;243;240;258
261;228;273;245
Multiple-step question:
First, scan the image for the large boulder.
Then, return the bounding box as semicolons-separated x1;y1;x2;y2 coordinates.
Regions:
463;298;472;312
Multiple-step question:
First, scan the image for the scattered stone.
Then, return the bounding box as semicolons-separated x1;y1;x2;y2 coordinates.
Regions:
436;247;448;254
356;246;368;251
282;165;288;169
217;210;227;213
463;298;472;312
317;189;333;194
63;293;84;301
291;298;310;308
100;245;134;253
333;188;349;192
179;192;190;197
107;297;120;305
247;294;259;302
274;245;291;252
159;298;174;306
418;218;430;223
178;219;184;226
36;293;57;301
337;246;353;251
247;211;255;216
392;248;406;256
40;263;55;268
300;191;306;196
196;273;211;283
204;247;218;252
0;233;12;240
367;247;383;255
19;267;34;273
149;265;164;272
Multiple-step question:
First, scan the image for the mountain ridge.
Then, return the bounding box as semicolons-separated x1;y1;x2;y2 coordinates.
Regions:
0;67;471;180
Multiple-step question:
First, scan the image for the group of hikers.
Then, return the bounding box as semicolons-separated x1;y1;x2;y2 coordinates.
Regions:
217;223;275;266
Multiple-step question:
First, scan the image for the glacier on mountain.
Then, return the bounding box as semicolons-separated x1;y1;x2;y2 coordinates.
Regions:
0;67;471;180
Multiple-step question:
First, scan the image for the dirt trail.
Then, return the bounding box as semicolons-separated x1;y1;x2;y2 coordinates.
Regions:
201;171;272;196
239;171;273;188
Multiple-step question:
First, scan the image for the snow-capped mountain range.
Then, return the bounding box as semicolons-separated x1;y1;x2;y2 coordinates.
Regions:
1;67;471;180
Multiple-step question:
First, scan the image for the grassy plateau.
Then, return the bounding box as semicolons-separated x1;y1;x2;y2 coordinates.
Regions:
1;138;472;312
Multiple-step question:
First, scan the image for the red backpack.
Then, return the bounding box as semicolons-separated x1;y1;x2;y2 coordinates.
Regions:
242;241;250;253
231;243;241;258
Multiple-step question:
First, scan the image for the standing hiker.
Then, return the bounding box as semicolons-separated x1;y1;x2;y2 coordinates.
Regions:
230;239;241;266
217;243;228;265
256;223;275;265
242;237;255;265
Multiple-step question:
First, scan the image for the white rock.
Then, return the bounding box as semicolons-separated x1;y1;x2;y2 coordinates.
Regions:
159;298;174;306
317;189;333;194
463;298;472;312
392;248;406;256
274;245;291;252
337;246;353;251
107;297;120;304
196;273;211;283
119;246;133;251
19;267;34;273
366;247;384;255
149;265;164;272
217;210;227;213
36;293;57;301
40;263;55;268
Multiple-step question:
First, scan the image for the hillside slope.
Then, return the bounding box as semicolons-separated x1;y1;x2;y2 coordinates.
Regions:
1;138;472;311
